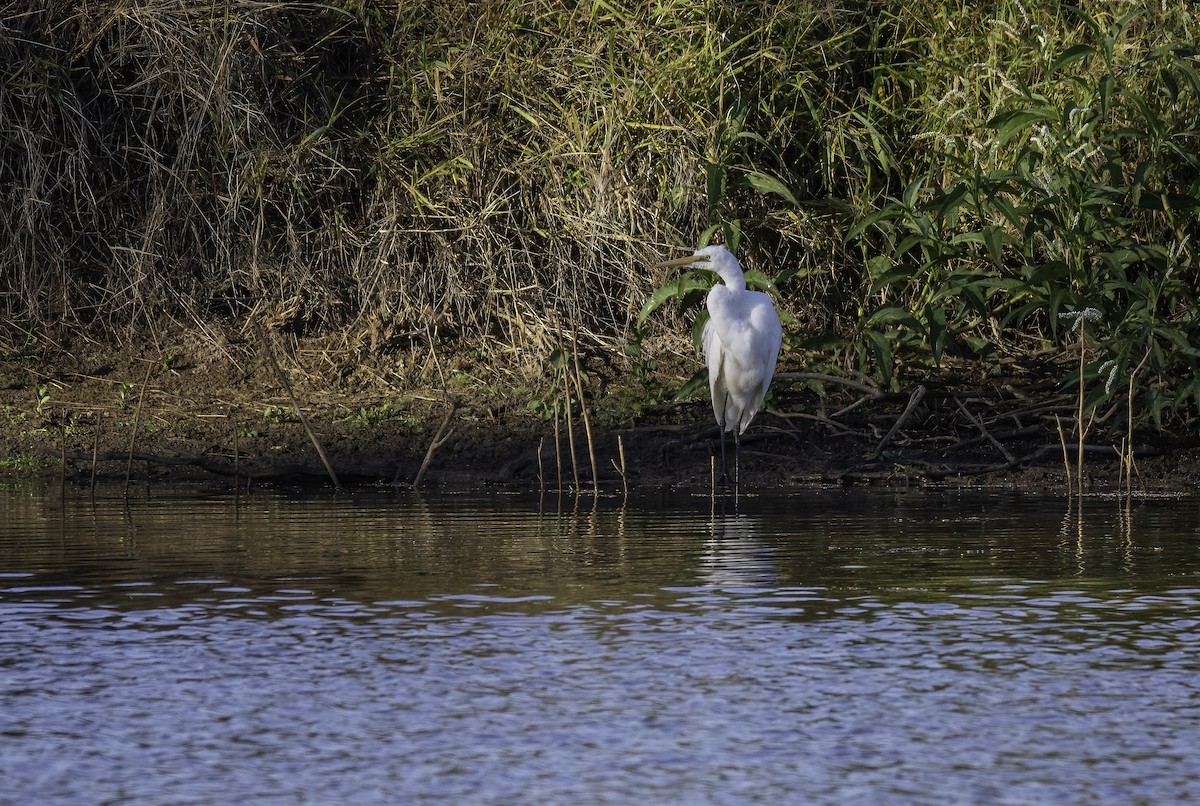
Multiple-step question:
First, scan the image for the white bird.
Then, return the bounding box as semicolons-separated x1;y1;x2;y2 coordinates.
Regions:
657;244;782;491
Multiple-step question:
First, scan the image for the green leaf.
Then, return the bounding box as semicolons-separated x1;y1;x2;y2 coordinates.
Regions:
1161;327;1200;359
705;162;726;214
924;303;948;365
845;205;899;243
866;306;919;330
1026;260;1070;286
989;194;1026;230
934;183;970;222
897;232;930;260
983;225;1010;266
901;176;926;208
865;330;894;386
869;268;917;295
988;107;1058;147
743;171;799;207
673;368;710;403
690;309;711;354
865;255;893;279
977;277;1029;293
636;270;714;328
744;269;780;297
1050;44;1095;74
798;332;846;351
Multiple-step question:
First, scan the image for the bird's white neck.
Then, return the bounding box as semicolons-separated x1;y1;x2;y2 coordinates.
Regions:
716;267;746;293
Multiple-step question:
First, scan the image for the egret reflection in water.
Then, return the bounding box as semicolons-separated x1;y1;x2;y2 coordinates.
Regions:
700;515;779;589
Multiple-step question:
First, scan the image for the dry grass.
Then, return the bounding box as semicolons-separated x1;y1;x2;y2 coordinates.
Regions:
1;1;1196;419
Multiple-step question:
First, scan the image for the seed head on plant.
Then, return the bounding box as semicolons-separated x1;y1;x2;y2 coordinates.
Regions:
1060;307;1102;332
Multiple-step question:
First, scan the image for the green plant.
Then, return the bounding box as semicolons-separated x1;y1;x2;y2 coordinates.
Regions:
1060;307;1102;496
2;0;1196;436
336;401;400;428
0;455;43;475
849;11;1200;420
34;385;50;416
63;412;86;437
1;406;27;425
117;382;134;411
262;405;294;423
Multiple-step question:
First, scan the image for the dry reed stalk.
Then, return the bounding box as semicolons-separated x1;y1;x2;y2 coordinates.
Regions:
537;436;545;494
567;340;599;496
1123;348;1152;500
124;362;154;493
561;369;580;490
710;454;716;504
553;409;563;491
1075;335;1086;500
90;412;100;494
1116;436;1127;494
618;434;627;497
610;434;628;497
232;415;240;494
1055;414;1072;496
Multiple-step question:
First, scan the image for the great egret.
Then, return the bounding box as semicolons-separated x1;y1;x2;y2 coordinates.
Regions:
657;244;782;491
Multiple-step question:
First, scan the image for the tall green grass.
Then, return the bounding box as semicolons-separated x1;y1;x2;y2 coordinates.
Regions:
845;3;1200;423
1;1;1196;426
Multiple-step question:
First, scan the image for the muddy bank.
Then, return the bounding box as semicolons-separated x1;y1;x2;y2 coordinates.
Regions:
3;331;1199;496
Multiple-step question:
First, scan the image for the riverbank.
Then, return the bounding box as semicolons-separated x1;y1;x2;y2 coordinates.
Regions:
4;324;1197;496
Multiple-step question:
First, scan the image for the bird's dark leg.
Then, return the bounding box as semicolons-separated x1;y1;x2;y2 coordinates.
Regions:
734;428;741;505
718;425;729;489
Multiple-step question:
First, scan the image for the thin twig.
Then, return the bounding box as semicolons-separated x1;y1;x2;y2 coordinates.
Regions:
90;412;100;495
561;365;580;490
710;454;716;513
537;435;545;495
954;395;1015;463
774;371;881;396
832;392;882;420
254;322;340;490
1055;413;1072;496
1076;328;1087;499
553;407;563;491
568;337;599;496
876;385;926;454
1125;347;1152;499
414;398;460;488
609;434;628;498
232;415;240;495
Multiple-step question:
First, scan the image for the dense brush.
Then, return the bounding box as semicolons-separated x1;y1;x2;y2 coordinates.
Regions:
1;1;1196;425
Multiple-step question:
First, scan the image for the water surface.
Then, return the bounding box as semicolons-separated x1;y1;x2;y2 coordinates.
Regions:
2;485;1199;803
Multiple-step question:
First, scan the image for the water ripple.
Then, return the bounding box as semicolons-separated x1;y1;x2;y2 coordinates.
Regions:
2;489;1200;803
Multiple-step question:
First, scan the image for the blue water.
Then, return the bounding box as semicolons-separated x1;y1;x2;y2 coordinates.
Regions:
2;486;1199;804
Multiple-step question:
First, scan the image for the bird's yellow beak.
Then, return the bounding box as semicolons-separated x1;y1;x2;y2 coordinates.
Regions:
654;253;709;269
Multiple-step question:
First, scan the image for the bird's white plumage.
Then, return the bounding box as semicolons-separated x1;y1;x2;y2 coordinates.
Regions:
691;245;782;435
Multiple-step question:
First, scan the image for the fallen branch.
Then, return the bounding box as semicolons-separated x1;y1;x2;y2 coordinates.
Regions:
876;385;926;454
413;397;461;488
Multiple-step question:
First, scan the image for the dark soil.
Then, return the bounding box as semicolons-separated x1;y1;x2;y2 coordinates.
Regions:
4;327;1200;496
